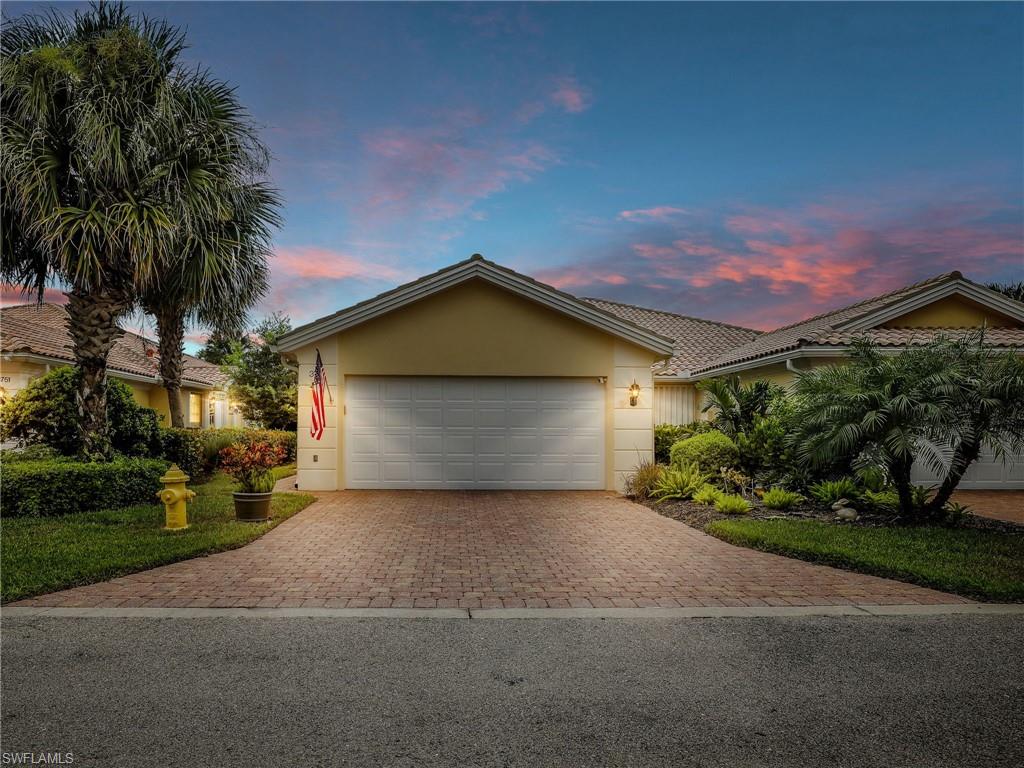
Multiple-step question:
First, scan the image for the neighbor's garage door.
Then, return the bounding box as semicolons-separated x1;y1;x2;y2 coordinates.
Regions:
912;449;1024;490
345;377;605;489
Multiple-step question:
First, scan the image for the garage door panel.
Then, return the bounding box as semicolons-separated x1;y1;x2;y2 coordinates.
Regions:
477;408;507;427
414;434;443;455
382;407;410;427
381;434;410;456
349;407;380;428
382;462;411;482
509;434;539;455
445;462;475;482
509;408;539;427
346;376;605;489
446;408;475;427
413;407;442;427
349;461;381;483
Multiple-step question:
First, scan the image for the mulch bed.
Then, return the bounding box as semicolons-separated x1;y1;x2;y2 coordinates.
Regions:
641;497;1023;535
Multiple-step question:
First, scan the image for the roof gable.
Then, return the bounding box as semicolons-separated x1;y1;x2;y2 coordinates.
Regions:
689;272;1024;377
277;255;675;356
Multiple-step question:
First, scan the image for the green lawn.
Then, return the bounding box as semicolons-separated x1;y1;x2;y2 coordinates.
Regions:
707;518;1024;602
1;466;314;604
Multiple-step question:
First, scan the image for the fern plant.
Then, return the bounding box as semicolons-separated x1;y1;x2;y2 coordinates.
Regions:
651;463;712;502
692;484;724;506
715;493;752;515
808;478;859;505
761;487;803;510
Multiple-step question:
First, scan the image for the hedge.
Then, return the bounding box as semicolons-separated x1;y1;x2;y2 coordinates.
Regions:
670;430;739;474
1;458;169;517
159;428;206;479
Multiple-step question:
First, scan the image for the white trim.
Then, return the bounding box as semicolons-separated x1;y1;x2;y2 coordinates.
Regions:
838;279;1024;331
277;258;675;356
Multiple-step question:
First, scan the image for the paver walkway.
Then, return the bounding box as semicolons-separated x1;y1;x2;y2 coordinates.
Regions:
951;490;1024;525
14;491;969;608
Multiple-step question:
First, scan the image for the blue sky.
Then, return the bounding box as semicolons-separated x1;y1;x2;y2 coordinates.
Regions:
4;1;1023;334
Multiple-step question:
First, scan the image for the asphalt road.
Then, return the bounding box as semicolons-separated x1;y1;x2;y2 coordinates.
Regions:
2;615;1021;768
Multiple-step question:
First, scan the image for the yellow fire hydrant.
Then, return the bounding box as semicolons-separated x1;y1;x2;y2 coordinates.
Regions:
157;464;196;531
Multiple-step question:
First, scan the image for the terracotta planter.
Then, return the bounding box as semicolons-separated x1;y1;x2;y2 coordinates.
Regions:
233;492;272;522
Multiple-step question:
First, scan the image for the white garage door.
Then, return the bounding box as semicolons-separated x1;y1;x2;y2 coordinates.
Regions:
912;449;1024;490
345;377;605;489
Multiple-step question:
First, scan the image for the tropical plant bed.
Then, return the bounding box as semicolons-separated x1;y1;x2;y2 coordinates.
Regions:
641;498;1024;602
0;466;313;604
642;497;1021;535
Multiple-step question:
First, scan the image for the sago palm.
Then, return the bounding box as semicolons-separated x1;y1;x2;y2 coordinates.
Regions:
791;340;952;516
1;3;277;452
698;375;782;436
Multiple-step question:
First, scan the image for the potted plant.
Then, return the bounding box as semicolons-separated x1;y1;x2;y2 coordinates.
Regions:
220;440;286;522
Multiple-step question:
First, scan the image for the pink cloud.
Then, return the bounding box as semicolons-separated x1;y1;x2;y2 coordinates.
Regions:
535;194;1023;330
540;269;630;290
1;285;67;307
358;127;561;223
619;206;689;222
550;76;592;114
272;246;404;282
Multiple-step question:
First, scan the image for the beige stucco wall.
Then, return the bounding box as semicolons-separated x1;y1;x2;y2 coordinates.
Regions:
293;278;662;492
881;295;1022;329
0;356;223;428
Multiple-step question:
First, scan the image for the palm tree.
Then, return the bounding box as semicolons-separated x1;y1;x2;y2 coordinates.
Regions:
139;82;280;427
0;3;273;454
919;333;1024;513
791;341;951;515
697;375;783;437
988;281;1024;303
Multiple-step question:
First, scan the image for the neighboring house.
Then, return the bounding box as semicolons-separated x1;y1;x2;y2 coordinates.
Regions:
0;303;243;429
278;257;1024;493
635;270;1024;490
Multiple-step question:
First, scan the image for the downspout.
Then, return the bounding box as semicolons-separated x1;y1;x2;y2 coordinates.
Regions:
785;359;801;374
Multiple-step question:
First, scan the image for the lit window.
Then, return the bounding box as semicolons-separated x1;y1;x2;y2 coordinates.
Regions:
189;393;203;427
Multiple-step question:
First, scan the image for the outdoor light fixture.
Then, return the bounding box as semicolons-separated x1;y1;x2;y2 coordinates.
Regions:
628;379;641;406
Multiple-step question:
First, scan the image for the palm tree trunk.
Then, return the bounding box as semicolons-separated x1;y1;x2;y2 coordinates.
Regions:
65;287;130;459
891;456;916;517
155;306;187;428
926;437;982;514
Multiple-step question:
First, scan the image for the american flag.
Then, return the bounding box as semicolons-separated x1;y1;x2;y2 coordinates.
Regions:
310;348;332;441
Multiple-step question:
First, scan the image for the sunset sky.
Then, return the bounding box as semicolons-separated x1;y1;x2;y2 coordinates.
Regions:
3;1;1022;337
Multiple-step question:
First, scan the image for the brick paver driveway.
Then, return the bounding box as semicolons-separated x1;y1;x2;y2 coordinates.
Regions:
16;491;967;608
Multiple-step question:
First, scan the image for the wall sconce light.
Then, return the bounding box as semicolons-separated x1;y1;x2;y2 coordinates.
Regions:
628;379;641;407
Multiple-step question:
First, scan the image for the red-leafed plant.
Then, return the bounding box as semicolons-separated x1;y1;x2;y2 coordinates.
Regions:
219;440;285;493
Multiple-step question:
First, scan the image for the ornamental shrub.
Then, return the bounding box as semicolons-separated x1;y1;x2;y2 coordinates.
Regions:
1;457;168;517
0;367;161;458
219;440;286;493
654;422;714;464
199;428;296;472
670;430;739;474
623;456;663;500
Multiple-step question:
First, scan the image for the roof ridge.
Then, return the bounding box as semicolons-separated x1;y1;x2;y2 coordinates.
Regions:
580;296;762;335
761;270;963;335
